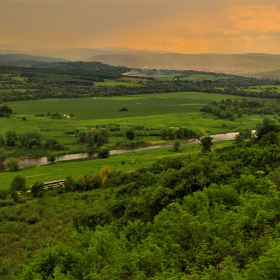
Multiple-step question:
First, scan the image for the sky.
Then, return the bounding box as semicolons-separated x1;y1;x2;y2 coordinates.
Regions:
1;0;280;54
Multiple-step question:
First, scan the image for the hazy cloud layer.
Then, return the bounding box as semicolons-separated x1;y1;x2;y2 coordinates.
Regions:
1;1;280;54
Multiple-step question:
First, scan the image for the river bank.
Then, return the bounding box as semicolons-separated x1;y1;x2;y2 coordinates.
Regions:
12;131;245;169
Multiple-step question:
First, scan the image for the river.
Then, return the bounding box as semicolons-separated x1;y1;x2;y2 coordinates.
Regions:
0;131;251;170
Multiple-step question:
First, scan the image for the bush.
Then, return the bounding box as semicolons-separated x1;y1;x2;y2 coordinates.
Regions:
26;215;40;225
6;157;20;171
47;155;56;164
0;200;15;207
45;138;65;150
10;175;26;192
173;140;180;152
98;146;110;158
0;190;8;199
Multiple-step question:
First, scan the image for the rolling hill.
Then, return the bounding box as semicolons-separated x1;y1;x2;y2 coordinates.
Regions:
0;54;69;67
85;52;280;76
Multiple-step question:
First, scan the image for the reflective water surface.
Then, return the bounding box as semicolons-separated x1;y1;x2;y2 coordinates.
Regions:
1;131;251;170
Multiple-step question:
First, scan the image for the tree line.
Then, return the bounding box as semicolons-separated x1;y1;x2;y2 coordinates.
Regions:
201;98;280;121
1;64;279;102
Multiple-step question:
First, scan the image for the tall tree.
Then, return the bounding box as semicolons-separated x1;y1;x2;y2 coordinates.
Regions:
200;136;213;153
6;130;17;146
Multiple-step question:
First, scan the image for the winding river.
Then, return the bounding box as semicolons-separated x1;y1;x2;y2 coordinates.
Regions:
6;131;246;169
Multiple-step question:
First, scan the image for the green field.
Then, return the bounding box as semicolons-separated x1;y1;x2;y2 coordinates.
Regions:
0;140;232;190
153;73;184;81
94;80;141;87
0;91;276;189
4;92;271;137
180;74;228;81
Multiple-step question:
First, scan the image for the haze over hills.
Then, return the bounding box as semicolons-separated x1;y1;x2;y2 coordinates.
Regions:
1;44;280;76
84;52;280;76
0;54;69;64
0;45;167;61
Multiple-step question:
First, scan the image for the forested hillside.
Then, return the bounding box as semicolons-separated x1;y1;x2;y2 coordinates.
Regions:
0;63;279;102
1;124;280;279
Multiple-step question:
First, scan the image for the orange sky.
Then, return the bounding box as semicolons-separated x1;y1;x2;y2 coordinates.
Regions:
1;0;280;54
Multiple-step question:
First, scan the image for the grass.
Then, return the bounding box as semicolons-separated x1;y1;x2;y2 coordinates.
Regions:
94;80;142;87
5;92;271;134
153;73;184;81
0;91;273;154
0;91;277;189
181;74;229;81
153;73;229;82
8;91;273;120
0;140;232;191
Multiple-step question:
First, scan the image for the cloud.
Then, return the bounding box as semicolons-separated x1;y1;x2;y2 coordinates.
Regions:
1;0;280;54
230;4;280;33
113;1;280;53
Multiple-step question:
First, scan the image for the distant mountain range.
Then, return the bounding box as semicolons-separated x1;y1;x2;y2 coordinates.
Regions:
1;44;280;76
0;45;167;61
0;54;69;64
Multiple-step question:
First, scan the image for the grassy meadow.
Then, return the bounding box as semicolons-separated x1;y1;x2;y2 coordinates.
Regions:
6;91;270;131
0;140;232;191
0;92;268;153
1;92;273;143
180;73;229;81
0;91;276;189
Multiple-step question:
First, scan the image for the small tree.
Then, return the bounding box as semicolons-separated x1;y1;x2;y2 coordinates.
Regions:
10;175;26;201
31;182;44;198
0;147;8;163
0;134;5;147
98;146;110;158
200;136;213;153
239;129;252;139
160;128;168;140
10;175;26;193
47;155;56;164
45;138;64;150
78;131;87;142
260;131;279;145
6;157;19;171
173;140;180;152
126;129;135;141
0;104;13;117
6;130;17;146
96;130;109;148
64;175;76;192
19;132;42;148
86;131;96;148
235;133;245;146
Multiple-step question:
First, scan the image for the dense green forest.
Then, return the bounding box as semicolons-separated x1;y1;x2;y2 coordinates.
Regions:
0;123;280;279
201;98;280;121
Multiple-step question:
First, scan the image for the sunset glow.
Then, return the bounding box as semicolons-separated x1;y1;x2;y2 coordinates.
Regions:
1;0;280;54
